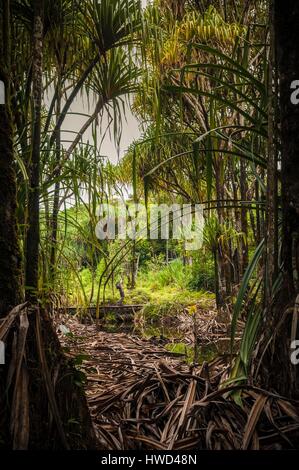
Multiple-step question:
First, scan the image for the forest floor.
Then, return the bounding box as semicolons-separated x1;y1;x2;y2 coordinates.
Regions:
57;313;299;450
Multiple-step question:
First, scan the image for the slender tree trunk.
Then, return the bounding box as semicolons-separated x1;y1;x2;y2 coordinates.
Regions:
240;159;249;274
213;249;223;308
65;97;105;159
255;180;261;244
231;160;241;284
0;0;22;315
49;73;62;283
25;0;43;299
215;159;227;307
265;0;278;304
49;56;98;149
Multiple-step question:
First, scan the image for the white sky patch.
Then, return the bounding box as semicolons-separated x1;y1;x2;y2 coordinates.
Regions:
44;85;142;165
60;92;142;164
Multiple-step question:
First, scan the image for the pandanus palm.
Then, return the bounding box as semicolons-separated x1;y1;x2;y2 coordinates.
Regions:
8;0;143;289
46;47;140;284
48;0;142;149
129;2;265;308
124;1;270;383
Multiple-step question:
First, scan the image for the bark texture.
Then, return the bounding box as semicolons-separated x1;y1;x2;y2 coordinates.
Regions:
0;0;22;315
261;0;299;395
25;0;43;298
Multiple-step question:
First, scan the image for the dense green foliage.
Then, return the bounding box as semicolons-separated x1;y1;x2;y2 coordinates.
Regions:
1;0;295;411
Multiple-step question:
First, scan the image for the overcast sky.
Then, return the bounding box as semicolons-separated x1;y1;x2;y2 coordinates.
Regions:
55;0;150;165
60;94;142;165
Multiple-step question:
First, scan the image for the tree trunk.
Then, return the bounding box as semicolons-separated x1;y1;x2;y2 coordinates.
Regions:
231;160;241;284
0;1;98;449
275;0;299;293
25;0;43;299
261;0;299;396
0;85;22;315
240;160;249;274
49;72;62;284
255;180;262;244
0;0;22;315
214;249;224;308
265;0;278;304
215;159;229;307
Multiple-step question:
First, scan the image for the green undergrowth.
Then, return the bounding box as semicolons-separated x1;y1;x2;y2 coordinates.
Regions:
165;342;218;364
125;259;215;321
65;257;215;322
135;290;214;322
